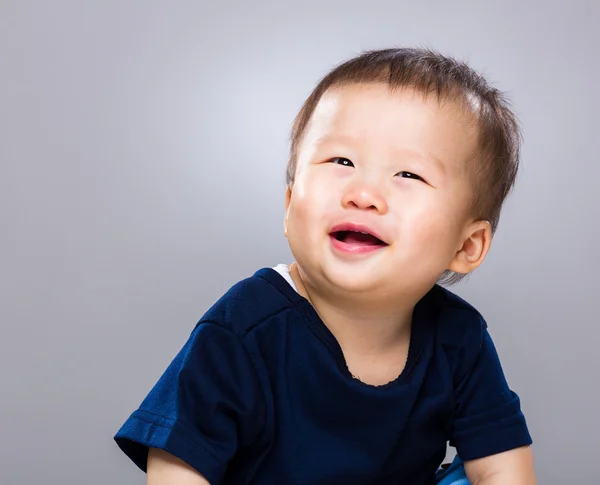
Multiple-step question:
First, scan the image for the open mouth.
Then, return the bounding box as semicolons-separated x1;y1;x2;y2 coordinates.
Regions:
331;230;387;247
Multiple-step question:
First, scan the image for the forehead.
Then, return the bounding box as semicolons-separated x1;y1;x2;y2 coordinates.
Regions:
300;83;478;170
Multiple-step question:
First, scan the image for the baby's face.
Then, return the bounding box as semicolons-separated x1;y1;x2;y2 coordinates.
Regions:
285;83;479;298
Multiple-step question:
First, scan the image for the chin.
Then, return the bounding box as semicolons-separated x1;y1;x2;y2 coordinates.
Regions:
318;261;388;295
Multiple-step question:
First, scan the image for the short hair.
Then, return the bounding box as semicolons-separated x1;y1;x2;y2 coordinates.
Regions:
286;47;522;285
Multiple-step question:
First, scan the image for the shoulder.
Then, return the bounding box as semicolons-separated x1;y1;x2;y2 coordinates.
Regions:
197;268;297;338
427;284;487;342
424;285;489;379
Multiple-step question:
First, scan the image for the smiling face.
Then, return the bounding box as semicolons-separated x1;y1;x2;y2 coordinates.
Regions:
284;83;484;301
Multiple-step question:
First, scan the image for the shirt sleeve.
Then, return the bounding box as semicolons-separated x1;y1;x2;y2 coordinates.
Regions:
114;321;265;484
449;323;532;461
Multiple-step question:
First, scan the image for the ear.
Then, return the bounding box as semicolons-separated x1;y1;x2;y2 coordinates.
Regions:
447;220;492;274
283;184;293;237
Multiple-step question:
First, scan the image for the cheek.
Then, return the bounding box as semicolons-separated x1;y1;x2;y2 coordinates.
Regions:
286;190;319;239
290;173;335;226
397;196;464;247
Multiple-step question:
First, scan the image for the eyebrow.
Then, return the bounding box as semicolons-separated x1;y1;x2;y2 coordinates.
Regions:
399;148;447;175
313;133;355;147
314;134;447;175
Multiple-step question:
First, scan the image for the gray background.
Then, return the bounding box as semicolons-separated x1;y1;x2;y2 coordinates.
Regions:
1;1;598;484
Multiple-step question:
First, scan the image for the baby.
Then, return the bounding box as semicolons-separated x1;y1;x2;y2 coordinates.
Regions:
115;47;537;484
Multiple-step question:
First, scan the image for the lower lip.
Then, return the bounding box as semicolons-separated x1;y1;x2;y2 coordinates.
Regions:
329;235;387;254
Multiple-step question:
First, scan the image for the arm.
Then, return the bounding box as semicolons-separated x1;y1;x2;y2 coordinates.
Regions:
448;315;535;483
464;446;536;485
147;448;211;485
114;323;265;484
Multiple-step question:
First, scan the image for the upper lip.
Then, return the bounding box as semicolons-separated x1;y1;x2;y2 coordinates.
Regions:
329;222;389;245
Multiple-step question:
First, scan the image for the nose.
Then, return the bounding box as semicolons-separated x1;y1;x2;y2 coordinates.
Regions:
341;182;388;214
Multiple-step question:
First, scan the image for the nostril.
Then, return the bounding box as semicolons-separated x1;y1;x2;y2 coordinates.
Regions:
343;196;385;212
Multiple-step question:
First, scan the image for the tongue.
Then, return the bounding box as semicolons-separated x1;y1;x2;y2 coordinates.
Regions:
343;232;382;246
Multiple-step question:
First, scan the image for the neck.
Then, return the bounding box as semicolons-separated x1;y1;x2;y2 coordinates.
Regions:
289;262;416;354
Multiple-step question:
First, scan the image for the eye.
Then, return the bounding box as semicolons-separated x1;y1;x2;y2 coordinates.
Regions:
330;157;354;167
396;171;425;182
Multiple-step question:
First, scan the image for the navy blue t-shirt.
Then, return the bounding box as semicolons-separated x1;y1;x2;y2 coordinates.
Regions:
114;268;531;485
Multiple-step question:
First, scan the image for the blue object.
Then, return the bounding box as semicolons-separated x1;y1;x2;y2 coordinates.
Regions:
115;268;531;484
436;455;469;484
